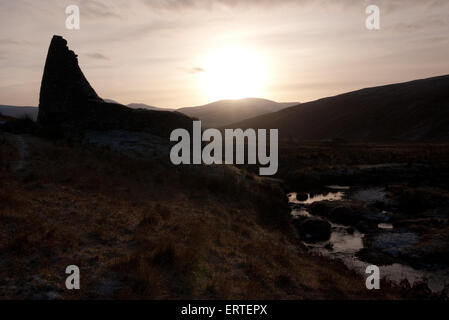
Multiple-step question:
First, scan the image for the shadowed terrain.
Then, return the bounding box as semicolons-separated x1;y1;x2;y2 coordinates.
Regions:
228;75;449;141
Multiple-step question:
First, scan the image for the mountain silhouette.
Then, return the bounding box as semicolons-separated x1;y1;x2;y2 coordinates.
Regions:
178;98;298;128
227;75;449;141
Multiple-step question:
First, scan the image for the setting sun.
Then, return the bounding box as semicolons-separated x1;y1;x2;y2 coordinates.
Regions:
198;47;267;101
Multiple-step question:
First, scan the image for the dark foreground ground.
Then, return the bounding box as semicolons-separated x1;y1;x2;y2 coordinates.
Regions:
1;125;448;299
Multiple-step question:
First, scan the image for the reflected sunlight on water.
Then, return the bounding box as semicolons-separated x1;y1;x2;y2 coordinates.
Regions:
288;192;345;204
378;223;394;230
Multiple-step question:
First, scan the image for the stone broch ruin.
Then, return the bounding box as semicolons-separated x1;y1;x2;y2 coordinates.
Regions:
38;35;104;125
37;35;192;137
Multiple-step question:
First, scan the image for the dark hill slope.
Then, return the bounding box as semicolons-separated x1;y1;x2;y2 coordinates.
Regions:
227;75;449;141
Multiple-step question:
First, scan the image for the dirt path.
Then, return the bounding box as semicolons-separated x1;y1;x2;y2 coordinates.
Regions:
10;134;30;172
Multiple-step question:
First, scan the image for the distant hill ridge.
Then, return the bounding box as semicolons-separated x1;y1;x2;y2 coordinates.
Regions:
127;103;172;112
177;98;298;128
0;105;37;121
0;98;298;128
227;75;449;141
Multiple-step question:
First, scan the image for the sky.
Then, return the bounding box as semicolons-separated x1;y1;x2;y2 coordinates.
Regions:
0;0;448;108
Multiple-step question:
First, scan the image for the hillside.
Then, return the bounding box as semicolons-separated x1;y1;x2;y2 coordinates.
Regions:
178;98;298;128
3;129;416;299
227;75;449;141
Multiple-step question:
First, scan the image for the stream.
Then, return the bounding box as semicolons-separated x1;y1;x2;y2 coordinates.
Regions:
288;186;449;292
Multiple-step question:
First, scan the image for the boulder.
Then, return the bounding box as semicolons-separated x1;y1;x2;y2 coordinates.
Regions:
295;192;309;202
329;206;358;225
294;218;331;243
309;201;335;217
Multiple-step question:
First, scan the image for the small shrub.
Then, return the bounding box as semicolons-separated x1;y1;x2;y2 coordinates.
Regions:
2;116;38;134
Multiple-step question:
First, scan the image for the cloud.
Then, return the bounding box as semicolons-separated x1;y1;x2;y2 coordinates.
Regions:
392;15;447;32
140;0;449;11
189;67;205;73
0;38;22;46
141;0;307;10
77;0;122;19
85;52;109;60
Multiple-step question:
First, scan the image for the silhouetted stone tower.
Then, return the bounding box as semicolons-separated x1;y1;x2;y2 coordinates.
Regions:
38;35;103;125
36;35;193;137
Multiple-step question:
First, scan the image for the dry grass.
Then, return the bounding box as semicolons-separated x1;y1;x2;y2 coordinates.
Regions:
0;133;419;299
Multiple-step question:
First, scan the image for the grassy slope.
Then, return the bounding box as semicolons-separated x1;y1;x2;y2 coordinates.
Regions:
0;132;409;299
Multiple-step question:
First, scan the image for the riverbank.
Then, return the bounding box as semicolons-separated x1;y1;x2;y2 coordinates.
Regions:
269;141;449;296
288;186;449;293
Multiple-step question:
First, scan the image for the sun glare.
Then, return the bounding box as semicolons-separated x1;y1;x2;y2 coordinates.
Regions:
198;47;267;101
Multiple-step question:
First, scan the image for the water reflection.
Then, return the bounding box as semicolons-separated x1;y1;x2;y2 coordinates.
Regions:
288;186;449;292
378;223;394;230
291;208;311;218
288;191;345;204
308;224;364;254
